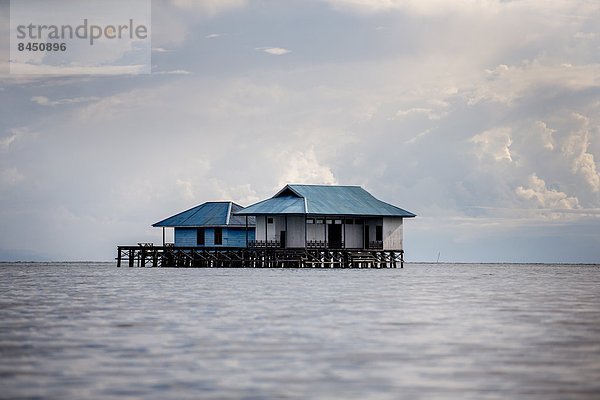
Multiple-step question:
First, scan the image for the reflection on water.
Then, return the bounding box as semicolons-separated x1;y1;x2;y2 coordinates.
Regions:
1;263;599;399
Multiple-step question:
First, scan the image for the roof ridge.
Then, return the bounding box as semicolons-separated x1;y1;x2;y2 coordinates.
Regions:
273;185;304;199
225;202;232;225
288;184;361;187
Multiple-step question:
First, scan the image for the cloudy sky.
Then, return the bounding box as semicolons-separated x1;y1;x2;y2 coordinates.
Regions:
0;0;599;262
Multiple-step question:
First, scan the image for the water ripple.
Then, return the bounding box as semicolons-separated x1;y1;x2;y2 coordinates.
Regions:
1;263;599;399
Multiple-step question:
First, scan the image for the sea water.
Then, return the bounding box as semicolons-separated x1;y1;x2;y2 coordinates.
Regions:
1;263;599;399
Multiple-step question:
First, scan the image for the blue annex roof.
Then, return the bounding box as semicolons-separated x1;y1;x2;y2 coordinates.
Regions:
153;202;256;227
235;185;416;217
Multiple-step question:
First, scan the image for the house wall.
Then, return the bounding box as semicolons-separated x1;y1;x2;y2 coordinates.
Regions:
204;228;215;246
255;217;265;241
260;217;388;249
306;219;365;248
256;216;268;241
224;228;255;247
256;215;285;241
255;215;306;246
307;221;326;242
363;218;383;246
272;216;286;241
383;217;403;250
344;224;363;248
174;227;255;247
174;227;197;246
251;215;402;249
286;216;306;248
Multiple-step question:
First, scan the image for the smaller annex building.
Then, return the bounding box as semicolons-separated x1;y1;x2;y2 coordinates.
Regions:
153;201;256;247
236;185;415;251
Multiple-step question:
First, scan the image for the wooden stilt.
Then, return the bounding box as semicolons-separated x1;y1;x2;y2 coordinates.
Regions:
115;245;406;269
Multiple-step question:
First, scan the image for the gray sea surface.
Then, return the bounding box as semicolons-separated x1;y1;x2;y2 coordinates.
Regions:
0;262;599;399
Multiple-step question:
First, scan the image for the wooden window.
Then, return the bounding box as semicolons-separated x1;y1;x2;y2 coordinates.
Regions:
344;219;353;225
267;217;274;224
214;227;223;245
307;218;315;224
197;228;205;246
376;226;383;242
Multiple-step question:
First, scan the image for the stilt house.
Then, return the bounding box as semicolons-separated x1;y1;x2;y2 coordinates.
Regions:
235;185;415;250
153;201;256;247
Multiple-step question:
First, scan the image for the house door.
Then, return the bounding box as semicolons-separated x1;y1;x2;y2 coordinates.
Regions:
328;224;342;249
364;225;369;249
280;230;286;248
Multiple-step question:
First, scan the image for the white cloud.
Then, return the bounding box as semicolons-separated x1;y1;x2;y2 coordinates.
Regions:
206;79;286;118
516;174;579;210
30;96;50;106
209;181;260;205
0;133;19;151
323;0;403;13
0;128;27;151
396;107;430;117
205;33;222;39
404;128;431;145
573;31;597;39
258;47;292;55
396;107;445;120
31;96;99;107
152;47;170;53
322;0;503;15
175;179;196;201
0;167;24;185
277;148;337;187
169;0;247;16
561;113;600;192
154;70;193;75
75;89;157;123
9;63;148;76
533;121;556;151
470;62;600;105
471;128;513;162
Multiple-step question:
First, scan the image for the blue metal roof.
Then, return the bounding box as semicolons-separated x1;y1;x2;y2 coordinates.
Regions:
234;195;306;214
236;185;416;217
153;202;256;227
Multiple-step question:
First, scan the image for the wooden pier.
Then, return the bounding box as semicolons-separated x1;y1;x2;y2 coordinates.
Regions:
116;245;404;269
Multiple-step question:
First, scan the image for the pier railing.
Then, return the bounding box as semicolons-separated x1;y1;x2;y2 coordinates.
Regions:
116;246;404;269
